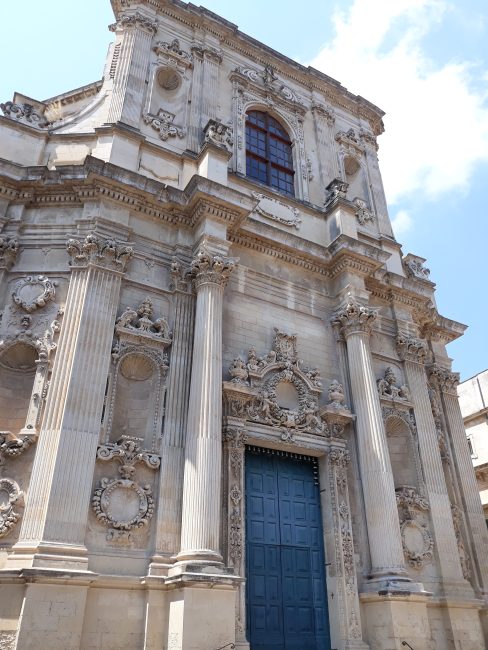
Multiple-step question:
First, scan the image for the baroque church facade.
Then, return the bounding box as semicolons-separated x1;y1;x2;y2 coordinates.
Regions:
0;1;486;648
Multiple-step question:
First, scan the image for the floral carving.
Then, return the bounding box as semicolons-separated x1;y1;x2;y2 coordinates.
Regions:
451;504;472;580
427;383;449;462
396;486;433;568
396;333;428;364
0;236;19;269
190;247;235;289
66;234;133;272
403;254;431;281
331;295;377;336
203;119;233;152
353;198;374;226
12;275;57;313
0;102;48;128
143;109;185;141
377;367;410;401
0;478;23;538
93;437;160;543
153;39;192;65
428;364;459;395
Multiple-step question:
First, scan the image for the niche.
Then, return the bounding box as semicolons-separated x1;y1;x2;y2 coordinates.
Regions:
385;415;419;488
0;342;37;434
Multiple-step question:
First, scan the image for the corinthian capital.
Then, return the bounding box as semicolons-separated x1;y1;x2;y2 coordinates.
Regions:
428;364;460;394
0;235;19;270
396;333;428;364
331;297;377;337
109;11;158;34
67;234;133;273
190;247;236;289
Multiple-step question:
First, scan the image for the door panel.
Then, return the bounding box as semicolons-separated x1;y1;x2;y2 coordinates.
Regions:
245;450;331;650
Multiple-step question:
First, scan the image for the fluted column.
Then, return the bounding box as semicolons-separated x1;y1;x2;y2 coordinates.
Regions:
332;299;408;583
10;234;132;567
429;365;488;593
151;265;195;570
397;335;467;589
107;11;158;128
177;248;235;563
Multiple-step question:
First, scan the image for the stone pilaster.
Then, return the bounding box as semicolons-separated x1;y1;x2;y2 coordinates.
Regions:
332;298;408;585
187;45;222;153
429;364;488;593
311;103;338;190
359;132;393;238
150;264;195;572
10;234;132;568
327;447;369;649
176;247;235;563
107;11;158;128
397;335;468;592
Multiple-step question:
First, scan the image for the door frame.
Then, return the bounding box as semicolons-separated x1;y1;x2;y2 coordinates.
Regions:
222;419;366;649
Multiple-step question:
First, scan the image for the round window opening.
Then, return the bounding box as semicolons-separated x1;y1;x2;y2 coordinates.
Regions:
157;68;182;91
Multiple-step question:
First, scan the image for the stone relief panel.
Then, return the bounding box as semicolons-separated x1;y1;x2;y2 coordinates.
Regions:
223;328;353;443
102;298;171;452
396;486;433;569
377;366;411;403
92;437;160;545
251;191;301;229
451;503;472;581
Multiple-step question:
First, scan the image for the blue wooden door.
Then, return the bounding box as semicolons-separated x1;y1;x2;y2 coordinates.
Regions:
245;449;331;650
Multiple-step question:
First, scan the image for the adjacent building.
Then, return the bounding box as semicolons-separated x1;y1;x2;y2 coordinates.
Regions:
0;1;487;648
459;370;488;525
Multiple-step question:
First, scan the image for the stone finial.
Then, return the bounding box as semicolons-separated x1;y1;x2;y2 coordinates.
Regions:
331;296;377;337
203;119;234;153
396;333;428;364
66;234;133;272
0;235;19;270
190;247;235;289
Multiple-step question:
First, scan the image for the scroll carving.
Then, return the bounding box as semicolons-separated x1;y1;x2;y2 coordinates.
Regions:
143;109;185;141
12;275;57;313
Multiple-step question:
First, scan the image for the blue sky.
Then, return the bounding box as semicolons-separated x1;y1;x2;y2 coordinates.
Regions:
1;1;487;380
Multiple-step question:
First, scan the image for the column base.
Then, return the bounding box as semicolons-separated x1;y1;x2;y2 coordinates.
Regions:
147;553;175;578
360;589;432;650
7;541;89;570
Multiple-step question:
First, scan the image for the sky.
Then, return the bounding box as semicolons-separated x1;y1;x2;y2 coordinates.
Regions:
1;0;487;380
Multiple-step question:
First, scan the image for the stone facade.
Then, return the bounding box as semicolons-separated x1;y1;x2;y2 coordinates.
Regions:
0;1;487;649
458;370;488;523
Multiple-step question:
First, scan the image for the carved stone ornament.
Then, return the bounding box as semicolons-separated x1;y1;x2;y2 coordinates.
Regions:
143;109;185;141
428;364;459;395
382;406;417;435
0;101;48;128
0;478;23;538
12;276;57;313
403;254;431;281
251;191;301;229
115;297;172;346
153;39;192;66
189;247;236;289
377;367;411;402
325;178;349;208
92;437;160;543
109;11;158;34
0;236;19;269
223;329;337;441
451;503;472;580
331;295;377;337
66;234;133;272
396;333;428;364
203;119;234;152
320;381;354;439
353;198;375;226
396;486;433;568
335;128;365;154
232;65;305;108
427;382;449;462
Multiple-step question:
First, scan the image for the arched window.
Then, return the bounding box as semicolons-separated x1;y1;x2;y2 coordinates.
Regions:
245;110;295;197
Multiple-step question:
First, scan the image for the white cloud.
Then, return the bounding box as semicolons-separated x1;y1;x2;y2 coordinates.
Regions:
309;0;488;205
391;209;413;236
